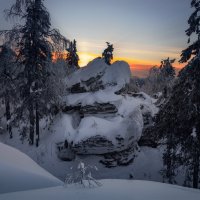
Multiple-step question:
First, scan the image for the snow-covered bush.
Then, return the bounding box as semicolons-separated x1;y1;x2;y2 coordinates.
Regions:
140;59;175;97
65;160;102;188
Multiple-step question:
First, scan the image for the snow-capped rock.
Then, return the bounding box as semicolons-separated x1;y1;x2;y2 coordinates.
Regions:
58;58;157;165
65;58;131;93
73;109;143;155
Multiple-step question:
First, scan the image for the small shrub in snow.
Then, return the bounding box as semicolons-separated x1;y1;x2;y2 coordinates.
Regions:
65;160;102;188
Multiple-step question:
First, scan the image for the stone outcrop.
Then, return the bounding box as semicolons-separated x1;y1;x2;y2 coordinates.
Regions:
57;59;157;167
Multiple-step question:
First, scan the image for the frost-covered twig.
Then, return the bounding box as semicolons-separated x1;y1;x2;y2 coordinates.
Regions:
65;160;102;188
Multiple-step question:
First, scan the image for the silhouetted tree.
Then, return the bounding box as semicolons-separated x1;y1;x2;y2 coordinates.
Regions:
0;0;68;146
102;42;114;65
180;0;200;63
160;58;176;78
66;39;79;68
160;58;176;98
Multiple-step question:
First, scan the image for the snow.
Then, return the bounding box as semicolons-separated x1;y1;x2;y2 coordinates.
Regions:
0;145;198;199
65;58;131;92
62;58;158;152
50;114;76;143
133;147;163;181
101;60;131;88
0;117;164;184
65;89;122;106
73;113;142;146
64;93;157;148
66;58;107;86
2;138;197;200
0;179;199;200
0;142;62;194
0;92;159;182
191;127;197;138
0;57;161;189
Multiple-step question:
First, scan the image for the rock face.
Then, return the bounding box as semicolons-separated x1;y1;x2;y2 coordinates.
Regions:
99;143;138;168
63;103;118;116
73;135;115;155
58;58;157;166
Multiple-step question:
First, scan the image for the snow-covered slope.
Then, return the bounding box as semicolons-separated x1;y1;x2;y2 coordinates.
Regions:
0;180;199;200
0;140;198;200
0;143;62;194
0;144;198;199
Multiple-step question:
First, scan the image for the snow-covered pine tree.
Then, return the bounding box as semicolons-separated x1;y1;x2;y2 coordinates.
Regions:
160;58;176;79
45;59;69;115
66;39;79;69
150;0;200;188
1;0;68;146
102;42;114;65
0;44;17;138
179;0;200;189
179;0;200;63
159;58;176;98
13;0;52;146
142;66;161;95
141;59;175;96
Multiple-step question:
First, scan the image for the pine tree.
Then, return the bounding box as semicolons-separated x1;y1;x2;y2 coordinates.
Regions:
149;0;200;188
102;42;114;65
1;0;68;146
160;58;176;98
0;44;17;138
160;58;176;79
142;59;175;96
180;0;200;63
17;0;52;146
66;39;79;68
179;0;200;188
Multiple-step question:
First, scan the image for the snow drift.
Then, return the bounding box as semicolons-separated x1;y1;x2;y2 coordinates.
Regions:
0;180;199;200
0;142;62;194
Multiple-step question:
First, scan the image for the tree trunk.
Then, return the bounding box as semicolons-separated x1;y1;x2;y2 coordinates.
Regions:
166;132;174;184
166;145;172;183
35;102;39;147
193;152;199;189
5;93;12;138
29;102;35;145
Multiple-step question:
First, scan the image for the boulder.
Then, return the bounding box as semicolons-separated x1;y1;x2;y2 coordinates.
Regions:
65;58;131;93
57;58;158;167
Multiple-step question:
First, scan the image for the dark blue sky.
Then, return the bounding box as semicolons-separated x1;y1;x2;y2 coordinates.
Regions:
0;0;191;68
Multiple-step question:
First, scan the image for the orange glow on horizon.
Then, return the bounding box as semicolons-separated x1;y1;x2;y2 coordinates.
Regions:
78;52;160;68
52;51;186;77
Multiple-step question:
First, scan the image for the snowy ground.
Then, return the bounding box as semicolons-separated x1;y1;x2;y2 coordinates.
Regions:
0;113;163;182
1;180;200;200
1;142;199;200
0;142;62;194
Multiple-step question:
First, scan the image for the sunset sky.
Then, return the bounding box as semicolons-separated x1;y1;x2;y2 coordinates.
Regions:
0;0;191;77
